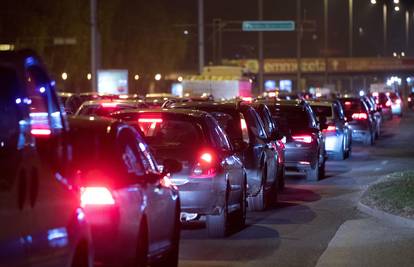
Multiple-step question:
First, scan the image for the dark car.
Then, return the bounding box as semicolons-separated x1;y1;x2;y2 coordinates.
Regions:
111;109;247;238
0;50;93;267
362;95;382;139
68;116;181;266
258;99;326;181
372;92;393;120
339;97;377;146
75;99;148;117
169;102;279;211
250;102;286;190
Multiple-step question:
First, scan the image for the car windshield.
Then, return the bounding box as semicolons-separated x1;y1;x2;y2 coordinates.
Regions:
267;105;310;132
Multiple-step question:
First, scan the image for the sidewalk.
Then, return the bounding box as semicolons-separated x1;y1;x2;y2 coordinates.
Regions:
315;216;414;267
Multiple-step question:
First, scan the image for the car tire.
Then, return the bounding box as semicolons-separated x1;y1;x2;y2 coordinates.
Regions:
306;159;319;181
247;168;268;211
234;179;247;229
277;165;285;191
206;189;229;238
154;205;180;267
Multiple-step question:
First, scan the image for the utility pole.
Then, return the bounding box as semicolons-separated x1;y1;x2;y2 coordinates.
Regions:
406;9;410;53
296;0;302;92
383;4;387;56
324;0;328;86
349;0;354;93
258;0;264;94
90;0;98;92
198;0;205;74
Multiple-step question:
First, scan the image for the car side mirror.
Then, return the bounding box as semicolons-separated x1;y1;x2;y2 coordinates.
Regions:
162;159;182;174
232;139;249;152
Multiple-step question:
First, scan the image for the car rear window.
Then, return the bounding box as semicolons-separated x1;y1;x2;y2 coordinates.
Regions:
268;105;310;132
310;105;332;118
136;117;202;149
77;104;137;117
340;99;367;118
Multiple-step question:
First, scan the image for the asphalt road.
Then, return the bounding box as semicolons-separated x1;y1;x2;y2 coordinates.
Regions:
178;111;414;267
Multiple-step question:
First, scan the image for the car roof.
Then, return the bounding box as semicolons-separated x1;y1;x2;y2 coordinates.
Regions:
114;107;208;119
81;99;145;106
171;101;253;112
307;100;333;107
68;116;122;136
256;99;304;107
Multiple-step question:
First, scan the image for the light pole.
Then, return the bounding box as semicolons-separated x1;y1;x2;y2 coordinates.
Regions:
258;0;264;94
296;0;302;92
90;0;98;92
349;0;354;92
324;0;328;86
198;0;204;74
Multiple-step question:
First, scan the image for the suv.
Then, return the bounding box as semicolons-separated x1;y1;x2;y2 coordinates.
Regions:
339;97;376;146
112;109;247;238
170;102;279;211
258;99;326;181
0;50;93;266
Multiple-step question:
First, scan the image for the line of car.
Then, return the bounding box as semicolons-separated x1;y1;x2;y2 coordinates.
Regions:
0;50;402;267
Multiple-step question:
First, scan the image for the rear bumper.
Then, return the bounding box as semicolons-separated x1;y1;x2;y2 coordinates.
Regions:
173;175;226;215
324;134;343;154
284;145;317;171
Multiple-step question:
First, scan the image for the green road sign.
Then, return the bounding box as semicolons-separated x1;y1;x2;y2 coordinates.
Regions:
242;21;295;32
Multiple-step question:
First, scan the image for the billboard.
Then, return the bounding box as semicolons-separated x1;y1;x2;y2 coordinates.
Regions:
98;70;128;95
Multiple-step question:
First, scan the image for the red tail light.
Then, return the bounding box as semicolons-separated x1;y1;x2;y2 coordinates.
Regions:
323;125;336;133
30;112;51;137
190;151;217;178
385;100;391;107
80;187;115;207
352;113;368;120
344;101;352;106
101;102;118;108
31;129;52;136
138;118;163;123
292;135;313;144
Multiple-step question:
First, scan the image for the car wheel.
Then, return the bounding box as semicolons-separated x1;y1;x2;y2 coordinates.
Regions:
277;165;285;191
306;159;319;181
206;188;229;238
234;179;247;229
247;168;268;211
154;205;180;267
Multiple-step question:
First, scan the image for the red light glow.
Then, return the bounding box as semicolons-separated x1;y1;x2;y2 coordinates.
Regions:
323;125;336;133
200;152;213;163
101;102;118;108
31;129;51;136
138;118;163;123
80;187;115;207
345;101;352;106
292;135;312;144
352;113;368;120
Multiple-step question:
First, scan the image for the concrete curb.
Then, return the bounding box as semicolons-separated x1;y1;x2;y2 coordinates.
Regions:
357;201;414;229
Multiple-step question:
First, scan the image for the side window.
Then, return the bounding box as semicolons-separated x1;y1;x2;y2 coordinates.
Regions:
262;108;275;137
307;106;318;128
246;109;267;139
206;116;231;151
117;129;145;177
26;66;63;132
332;103;340;119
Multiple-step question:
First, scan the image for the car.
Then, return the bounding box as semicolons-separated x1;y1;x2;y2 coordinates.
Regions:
75;99;148;117
145;93;181;108
258;99;326;181
308;100;352;160
388;92;403;117
0;50;93;267
362;95;382;139
169;102;279;211
111;109;247;238
339;97;377;146
250;102;286;190
68;116;181;266
371;92;393;120
408;92;414;110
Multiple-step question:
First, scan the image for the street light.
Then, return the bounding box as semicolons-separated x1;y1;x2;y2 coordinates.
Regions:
393;0;399;4
395;5;400;12
62;72;68;80
155;74;162;81
134;74;140;80
371;0;377;4
87;73;92;80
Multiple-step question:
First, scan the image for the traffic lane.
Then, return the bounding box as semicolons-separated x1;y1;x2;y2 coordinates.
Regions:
178;113;412;267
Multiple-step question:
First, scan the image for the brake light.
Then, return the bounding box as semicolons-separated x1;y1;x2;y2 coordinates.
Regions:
138;118;163;123
118;95;129;99
385;100;391;107
31;129;52;136
190;151;217;178
345;101;352;106
101;102;118;108
242;96;253;103
80;187;115;207
292;135;312;144
352;113;368;120
323;125;336;133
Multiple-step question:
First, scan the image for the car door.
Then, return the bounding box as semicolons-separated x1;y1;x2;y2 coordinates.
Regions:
24;65;79;267
206;116;244;206
0;66;32;267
